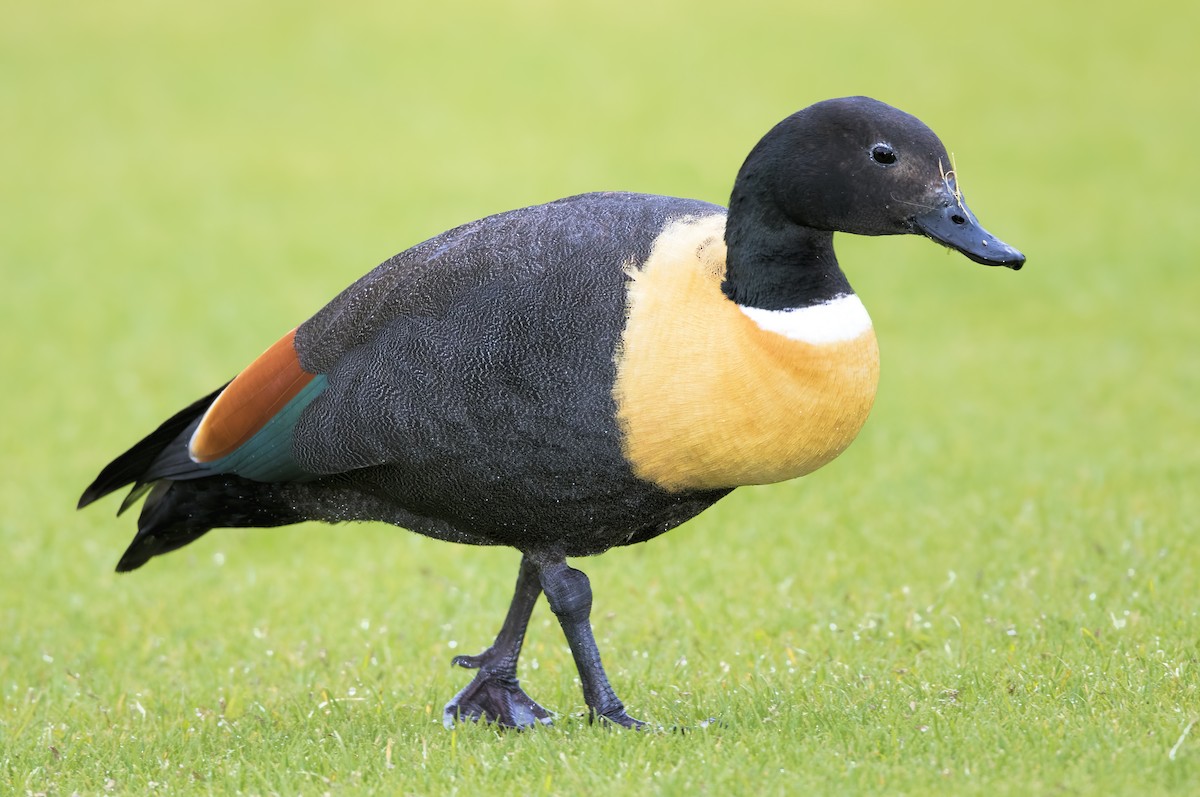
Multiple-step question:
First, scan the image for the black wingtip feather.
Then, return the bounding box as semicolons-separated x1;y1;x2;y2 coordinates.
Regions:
77;385;227;510
117;482;154;515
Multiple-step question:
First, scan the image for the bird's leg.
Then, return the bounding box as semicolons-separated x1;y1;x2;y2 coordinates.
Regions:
442;554;552;729
537;559;644;728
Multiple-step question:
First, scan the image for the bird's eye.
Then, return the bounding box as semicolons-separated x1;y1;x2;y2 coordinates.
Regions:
871;144;897;165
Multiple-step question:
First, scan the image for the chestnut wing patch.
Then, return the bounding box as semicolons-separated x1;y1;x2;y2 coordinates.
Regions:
189;328;327;482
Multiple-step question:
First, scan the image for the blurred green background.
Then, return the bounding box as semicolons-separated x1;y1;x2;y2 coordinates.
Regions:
2;1;1197;794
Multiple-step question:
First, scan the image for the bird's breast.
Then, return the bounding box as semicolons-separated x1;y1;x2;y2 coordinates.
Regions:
613;215;880;492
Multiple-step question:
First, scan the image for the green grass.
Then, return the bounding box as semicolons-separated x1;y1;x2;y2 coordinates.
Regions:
3;0;1198;794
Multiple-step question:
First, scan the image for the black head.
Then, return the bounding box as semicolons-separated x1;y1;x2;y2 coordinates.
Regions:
731;96;1024;269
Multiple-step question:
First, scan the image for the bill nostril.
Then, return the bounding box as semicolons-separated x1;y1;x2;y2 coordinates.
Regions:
950;213;966;225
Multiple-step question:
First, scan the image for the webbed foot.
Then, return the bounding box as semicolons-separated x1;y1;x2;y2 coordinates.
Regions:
442;653;552;729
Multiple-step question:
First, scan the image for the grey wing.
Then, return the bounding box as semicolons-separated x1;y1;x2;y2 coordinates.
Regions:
290;191;725;476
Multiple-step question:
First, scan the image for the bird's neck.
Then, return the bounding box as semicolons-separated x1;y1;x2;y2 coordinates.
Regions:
721;196;852;311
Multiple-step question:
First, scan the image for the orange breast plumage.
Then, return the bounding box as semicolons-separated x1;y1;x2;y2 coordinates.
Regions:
613;215;880;492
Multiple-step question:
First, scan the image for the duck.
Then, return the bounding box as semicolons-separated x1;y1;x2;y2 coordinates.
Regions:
79;96;1024;730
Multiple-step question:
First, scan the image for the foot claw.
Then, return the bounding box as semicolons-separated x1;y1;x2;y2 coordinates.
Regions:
592;708;645;730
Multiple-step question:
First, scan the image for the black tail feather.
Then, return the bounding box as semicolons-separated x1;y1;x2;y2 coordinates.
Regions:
81;382;318;573
77;385;227;511
115;476;305;572
114;482;213;572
